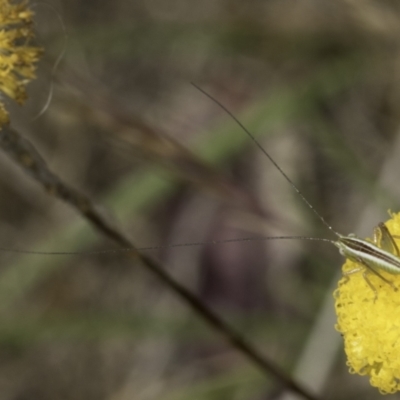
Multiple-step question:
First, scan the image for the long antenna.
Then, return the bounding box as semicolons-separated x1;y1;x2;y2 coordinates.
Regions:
192;83;342;238
0;236;334;256
0;86;342;258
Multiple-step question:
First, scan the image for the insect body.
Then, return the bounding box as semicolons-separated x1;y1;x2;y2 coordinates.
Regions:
334;224;400;295
336;224;400;275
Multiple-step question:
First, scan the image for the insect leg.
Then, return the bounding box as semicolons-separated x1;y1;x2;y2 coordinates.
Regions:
342;257;397;301
357;257;397;291
360;258;397;290
362;270;378;302
374;223;400;256
343;263;378;300
342;266;376;297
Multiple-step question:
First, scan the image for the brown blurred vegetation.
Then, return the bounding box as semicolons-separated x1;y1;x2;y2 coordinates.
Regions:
1;0;400;399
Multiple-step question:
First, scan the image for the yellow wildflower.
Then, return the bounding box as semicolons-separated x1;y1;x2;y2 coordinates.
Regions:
0;0;42;125
334;212;400;394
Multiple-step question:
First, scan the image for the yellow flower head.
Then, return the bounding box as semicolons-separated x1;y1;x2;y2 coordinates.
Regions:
0;0;42;125
334;211;400;394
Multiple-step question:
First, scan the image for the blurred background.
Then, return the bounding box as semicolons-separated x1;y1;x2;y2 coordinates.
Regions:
1;0;400;399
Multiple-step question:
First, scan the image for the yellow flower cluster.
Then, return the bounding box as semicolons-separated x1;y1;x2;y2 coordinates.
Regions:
334;212;400;394
0;0;42;125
